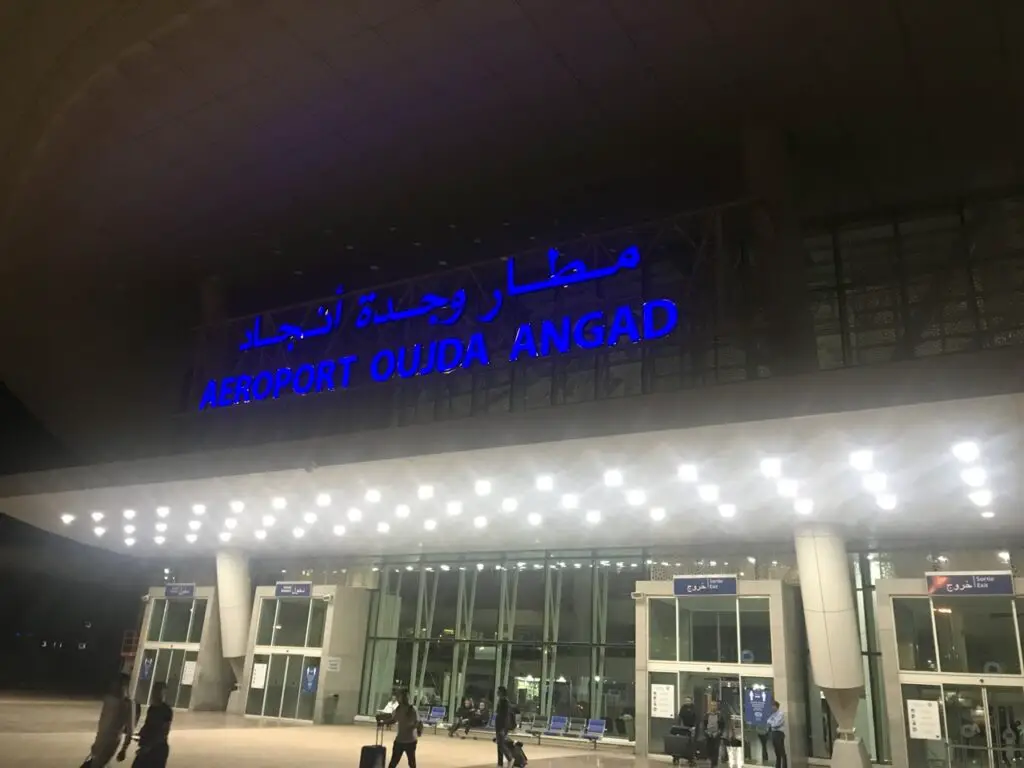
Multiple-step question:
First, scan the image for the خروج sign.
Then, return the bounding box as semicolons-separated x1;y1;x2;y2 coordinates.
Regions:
198;246;679;411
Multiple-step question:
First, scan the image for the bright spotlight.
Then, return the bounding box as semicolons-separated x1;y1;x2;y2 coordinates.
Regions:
603;470;623;488
585;509;601;524
760;458;782;479
474;480;492;496
626;489;646;507
862;473;886;494
229;500;245;514
315;493;331;508
794;498;814;515
697;485;719;503
560;494;579;510
960;467;987;487
876;494;898;511
969;489;993;507
849;450;874;472
649;507;666;522
677;464;698;482
535;475;554;491
952;441;980;464
718;504;737;519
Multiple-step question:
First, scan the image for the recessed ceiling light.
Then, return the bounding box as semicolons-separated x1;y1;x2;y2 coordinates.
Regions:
395;504;411;518
292;527;305;539
794;498;814;515
123;509;136;520
876;494;898;511
155;522;167;533
861;473;886;494
60;514;75;525
535;475;554;491
626;489;646;506
501;498;518;512
185;533;197;543
960;467;987;487
473;516;487;529
303;511;318;525
585;509;601;524
365;489;382;503
446;501;463;516
969;489;993;507
424;519;437;531
981;510;995;519
347;508;363;522
156;506;170;518
418;485;434;500
224;518;238;530
154;536;165;545
218;532;231;543
123;524;136;535
271;497;287;511
254;529;267;540
229;500;245;514
603;470;623;488
188;520;201;531
315;493;331;508
718;504;737;518
849;450;873;472
93;527;105;537
560;494;579;510
527;513;542;526
91;511;104;523
697;485;719;503
649;507;666;522
124;538;135;547
952;441;980;464
376;521;390;534
474;479;492;496
677;464;698;482
192;504;206;515
262;514;276;527
332;525;346;536
760;458;782;479
998;550;1010;561
776;479;799;498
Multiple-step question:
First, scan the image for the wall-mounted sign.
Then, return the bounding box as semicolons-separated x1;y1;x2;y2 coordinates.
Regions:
251;662;268;690
926;572;1014;596
325;656;341;673
140;655;155;681
673;575;738;596
164;583;196;598
275;581;313;598
907;699;942;741
198;247;679;410
650;683;676;719
181;660;197;687
744;685;771;727
302;664;320;694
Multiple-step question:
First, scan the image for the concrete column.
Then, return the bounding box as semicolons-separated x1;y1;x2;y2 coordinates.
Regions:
215;549;252;684
794;527;870;768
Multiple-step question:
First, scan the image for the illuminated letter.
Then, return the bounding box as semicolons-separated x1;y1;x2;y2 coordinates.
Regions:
606;305;640;346
336;355;358;388
437;338;463;374
538;317;570;356
572;312;605;350
236;375;253;403
293;363;316;395
509;323;538;361
417;341;438;376
253;371;273;400
643;298;678;340
397;345;422;378
218;377;238;407
199;380;218;410
273;368;293;398
315;360;337;392
462;332;490;369
371;349;396;382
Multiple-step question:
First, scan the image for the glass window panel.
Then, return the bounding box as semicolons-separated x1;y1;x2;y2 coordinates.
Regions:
943;684;987;767
280;655;304;719
245;654;270;715
508;643;543;715
152;648;172;688
648;599;676;661
160;600;193;643
739;598;772;664
598;646;635;731
176;650;198;710
296;656;320;720
163;649;185;709
548;645;597;720
262;654;288;717
146;599;166;642
511;563;546;642
679;596;738;663
255;599;277;646
273;599;311;647
187;600;207;644
892;598;937;672
552;553;593;645
306;599;327;648
933;596;1021;674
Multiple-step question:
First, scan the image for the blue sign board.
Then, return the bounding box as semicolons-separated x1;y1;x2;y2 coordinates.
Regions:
673;575;738;596
275;582;313;598
198;247;680;410
164;583;195;598
926;572;1014;596
744;685;772;727
302;664;320;695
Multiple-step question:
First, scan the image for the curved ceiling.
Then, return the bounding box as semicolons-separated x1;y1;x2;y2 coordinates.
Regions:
0;0;1021;460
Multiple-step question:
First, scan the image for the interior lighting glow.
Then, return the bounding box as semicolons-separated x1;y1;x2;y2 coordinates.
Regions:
292;527;305;539
155;522;168;533
271;497;287;511
952;441;980;464
302;511;318;525
91;511;104;523
677;464;699;482
332;525;345;536
535;475;554;491
315;493;331;508
862;473;886;494
760;458;782;479
347;508;363;522
218;532;231;543
560;494;579;510
188;520;201;531
93;527;106;537
156;507;170;518
626;489;647;506
585;509;601;524
776;479;799;498
501;497;518;512
395;504;411;518
794;498;814;515
876;494;898;511
417;485;434;500
224;518;238;530
365;489;381;503
981;510;995;519
697;485;719;503
424;519;437;531
154;536;165;545
123;524;135;535
718;504;737;519
603;470;623;488
229;500;245;513
446;501;463;516
123;509;136;520
960;467;987;487
527;513;542;526
473;516;487;529
474;480;492;496
649;507;666;522
185;533;197;543
849;450;874;472
60;514;75;525
192;504;206;515
969;489;993;507
124;538;135;547
376;521;390;534
254;529;267;540
262;514;276;527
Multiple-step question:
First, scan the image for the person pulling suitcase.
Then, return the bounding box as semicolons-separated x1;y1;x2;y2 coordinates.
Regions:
377;690;423;768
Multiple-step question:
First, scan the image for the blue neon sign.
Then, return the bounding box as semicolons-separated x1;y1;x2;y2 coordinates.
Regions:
199;246;679;411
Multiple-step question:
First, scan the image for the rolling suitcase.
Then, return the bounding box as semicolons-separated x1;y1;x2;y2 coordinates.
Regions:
507;739;528;767
360;722;387;768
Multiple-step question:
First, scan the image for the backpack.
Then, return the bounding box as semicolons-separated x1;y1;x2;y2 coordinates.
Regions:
704;713;721;738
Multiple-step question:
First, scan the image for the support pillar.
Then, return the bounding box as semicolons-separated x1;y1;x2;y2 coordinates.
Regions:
795;528;870;768
215;549;252;694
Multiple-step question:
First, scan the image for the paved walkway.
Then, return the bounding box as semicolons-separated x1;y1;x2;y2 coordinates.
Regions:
0;698;646;768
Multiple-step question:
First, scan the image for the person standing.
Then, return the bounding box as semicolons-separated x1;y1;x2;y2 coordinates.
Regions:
381;690;422;768
767;700;787;768
132;682;173;768
495;686;514;767
702;701;726;768
81;676;133;768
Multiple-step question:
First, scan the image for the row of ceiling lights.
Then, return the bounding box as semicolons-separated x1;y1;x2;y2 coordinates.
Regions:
950;441;995;519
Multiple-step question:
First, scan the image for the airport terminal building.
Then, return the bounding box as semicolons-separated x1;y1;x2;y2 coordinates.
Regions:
3;195;1024;768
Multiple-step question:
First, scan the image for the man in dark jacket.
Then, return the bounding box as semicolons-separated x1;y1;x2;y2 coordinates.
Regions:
132;682;172;768
494;687;514;767
702;701;727;768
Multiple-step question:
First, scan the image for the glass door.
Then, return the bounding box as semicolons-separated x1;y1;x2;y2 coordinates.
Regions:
943;684;1024;768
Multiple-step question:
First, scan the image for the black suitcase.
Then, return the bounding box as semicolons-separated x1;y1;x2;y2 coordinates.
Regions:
664;730;698;766
360;723;387;768
507;739;528;768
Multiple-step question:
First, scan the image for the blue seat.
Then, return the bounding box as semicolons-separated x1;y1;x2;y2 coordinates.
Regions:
543;714;569;736
582;718;606;746
423;705;447;729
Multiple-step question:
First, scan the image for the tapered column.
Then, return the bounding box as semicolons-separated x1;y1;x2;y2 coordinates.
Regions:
794;528;870;768
215;548;252;683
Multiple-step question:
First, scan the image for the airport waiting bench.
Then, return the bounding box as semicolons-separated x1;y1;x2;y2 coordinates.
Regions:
518;715;607;748
416;705;448;732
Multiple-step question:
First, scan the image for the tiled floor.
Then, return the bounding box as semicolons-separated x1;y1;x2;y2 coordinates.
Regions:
0;698;646;768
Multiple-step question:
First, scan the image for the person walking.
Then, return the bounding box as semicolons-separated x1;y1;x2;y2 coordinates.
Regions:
494;686;514;767
81;676;133;768
702;701;726;768
132;682;172;768
381;690;422;768
767;700;788;768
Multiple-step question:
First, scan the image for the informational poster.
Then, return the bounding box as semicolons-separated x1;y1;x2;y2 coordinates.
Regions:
744;685;772;727
325;656;341;673
907;699;942;741
140;656;154;681
181;660;197;686
651;683;676;719
251;662;268;690
302;664;319;694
